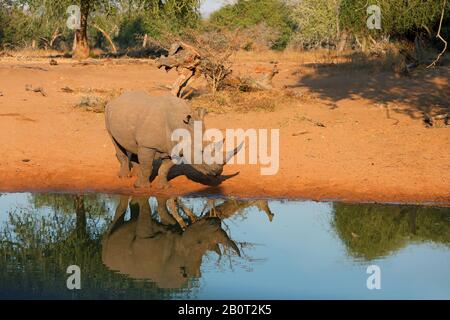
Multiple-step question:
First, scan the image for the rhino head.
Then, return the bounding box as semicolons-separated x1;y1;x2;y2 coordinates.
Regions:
190;140;243;177
174;108;244;178
178;217;241;278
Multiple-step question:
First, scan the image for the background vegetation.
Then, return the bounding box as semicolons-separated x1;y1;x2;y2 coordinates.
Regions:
1;0;448;55
332;203;450;260
0;194;197;299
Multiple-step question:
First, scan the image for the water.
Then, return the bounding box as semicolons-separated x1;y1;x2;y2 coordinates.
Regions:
0;193;449;300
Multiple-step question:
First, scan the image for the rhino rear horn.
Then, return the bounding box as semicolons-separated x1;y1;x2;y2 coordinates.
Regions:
214;139;225;152
195;108;208;121
225;142;244;164
212;244;222;256
218;229;241;257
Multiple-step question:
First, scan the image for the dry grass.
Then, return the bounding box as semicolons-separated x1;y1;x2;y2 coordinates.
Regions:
72;88;123;113
75;95;108;113
0;48;63;60
235;46;405;74
234;49;350;64
190;89;303;114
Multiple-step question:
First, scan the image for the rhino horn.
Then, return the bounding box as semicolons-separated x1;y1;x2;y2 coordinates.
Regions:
212;244;222;256
214;139;225;152
224;142;244;164
218;229;241;257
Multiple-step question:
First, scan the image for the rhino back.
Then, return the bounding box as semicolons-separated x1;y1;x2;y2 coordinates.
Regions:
106;91;193;155
102;222;188;288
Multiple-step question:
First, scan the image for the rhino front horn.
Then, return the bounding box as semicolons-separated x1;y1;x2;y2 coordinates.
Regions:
225;142;244;164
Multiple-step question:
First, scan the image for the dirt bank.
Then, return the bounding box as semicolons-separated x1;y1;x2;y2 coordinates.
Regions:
0;56;449;205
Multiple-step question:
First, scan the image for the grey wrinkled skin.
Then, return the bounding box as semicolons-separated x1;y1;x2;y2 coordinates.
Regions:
105;91;234;189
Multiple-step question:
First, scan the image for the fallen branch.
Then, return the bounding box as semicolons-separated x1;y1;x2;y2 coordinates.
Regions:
16;65;48;71
25;84;47;97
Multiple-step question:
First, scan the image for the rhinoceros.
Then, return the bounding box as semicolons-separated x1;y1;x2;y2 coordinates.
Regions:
102;196;240;289
105;91;241;189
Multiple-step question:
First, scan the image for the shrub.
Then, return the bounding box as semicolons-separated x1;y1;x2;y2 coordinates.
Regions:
208;0;296;50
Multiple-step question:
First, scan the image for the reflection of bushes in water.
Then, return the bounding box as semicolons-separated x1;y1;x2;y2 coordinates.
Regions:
332;203;450;261
0;195;196;299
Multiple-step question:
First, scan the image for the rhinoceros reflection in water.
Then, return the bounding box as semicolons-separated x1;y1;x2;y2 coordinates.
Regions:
102;197;274;289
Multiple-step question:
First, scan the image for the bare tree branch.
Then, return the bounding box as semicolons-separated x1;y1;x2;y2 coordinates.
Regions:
427;0;448;68
92;24;117;54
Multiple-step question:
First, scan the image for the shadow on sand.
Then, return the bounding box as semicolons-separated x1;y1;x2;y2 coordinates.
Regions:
292;53;449;119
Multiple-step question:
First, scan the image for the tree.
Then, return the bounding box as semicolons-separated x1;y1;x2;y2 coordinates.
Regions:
288;0;341;48
332;203;450;260
208;0;296;50
73;0;90;59
0;194;179;299
339;0;449;40
0;0;201;57
1;0;70;49
287;0;449;50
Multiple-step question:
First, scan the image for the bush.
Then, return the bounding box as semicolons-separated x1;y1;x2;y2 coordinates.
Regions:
288;0;341;49
208;0;296;50
339;0;449;39
0;0;201;51
114;16;148;49
184;29;240;95
0;6;34;48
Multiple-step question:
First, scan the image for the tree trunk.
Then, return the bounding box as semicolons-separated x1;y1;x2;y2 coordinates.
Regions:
72;33;77;51
414;34;424;64
337;31;348;52
74;195;87;239
72;0;90;60
142;34;148;48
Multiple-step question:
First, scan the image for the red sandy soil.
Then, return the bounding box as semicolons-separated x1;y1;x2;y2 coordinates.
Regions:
0;55;449;205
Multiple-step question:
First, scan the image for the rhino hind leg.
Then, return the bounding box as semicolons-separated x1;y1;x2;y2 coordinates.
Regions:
134;147;156;189
111;136;132;178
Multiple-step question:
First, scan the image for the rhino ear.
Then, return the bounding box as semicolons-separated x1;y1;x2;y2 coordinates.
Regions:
183;115;192;125
195;108;207;121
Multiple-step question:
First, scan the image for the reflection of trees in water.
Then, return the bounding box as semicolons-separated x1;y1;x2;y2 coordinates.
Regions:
332;203;450;261
0;194;273;297
0;194;185;299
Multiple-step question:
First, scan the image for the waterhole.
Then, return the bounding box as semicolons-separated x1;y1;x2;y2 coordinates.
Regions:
0;193;448;299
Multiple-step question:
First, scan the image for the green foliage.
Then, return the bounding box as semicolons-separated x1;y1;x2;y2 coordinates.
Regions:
113;0;201;49
339;0;449;38
0;0;201;49
332;203;450;261
1;0;448;51
0;5;23;47
114;15;148;48
288;0;449;48
288;0;341;48
208;0;296;50
0;194;192;299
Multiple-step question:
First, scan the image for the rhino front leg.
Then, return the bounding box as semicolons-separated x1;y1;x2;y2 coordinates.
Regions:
110;136;131;178
156;159;175;190
134;147;156;189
